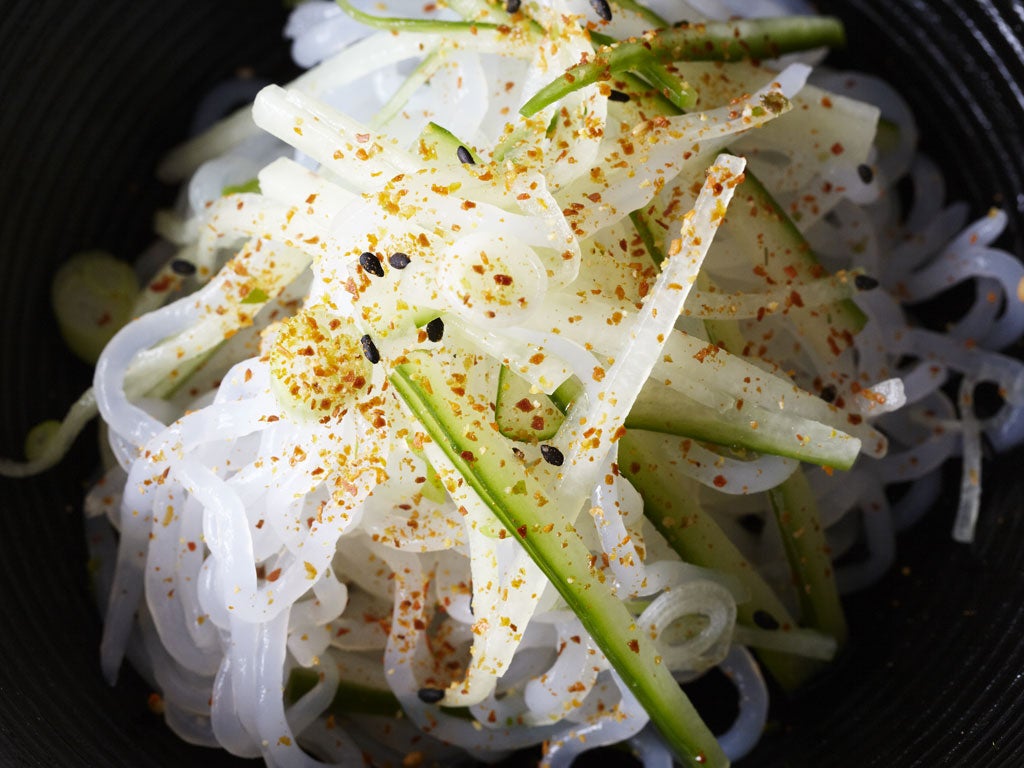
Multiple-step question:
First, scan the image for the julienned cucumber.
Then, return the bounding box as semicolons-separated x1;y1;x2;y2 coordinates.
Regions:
520;16;845;117
416;121;482;165
618;431;825;691
494;364;565;441
284;667;473;721
495;367;859;470
391;351;727;768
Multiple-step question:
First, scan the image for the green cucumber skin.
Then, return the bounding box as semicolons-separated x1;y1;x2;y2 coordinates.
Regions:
619;433;822;692
391;352;727;768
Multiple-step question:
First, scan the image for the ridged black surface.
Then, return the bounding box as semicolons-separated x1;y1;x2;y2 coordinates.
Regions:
0;2;1022;767
0;2;293;767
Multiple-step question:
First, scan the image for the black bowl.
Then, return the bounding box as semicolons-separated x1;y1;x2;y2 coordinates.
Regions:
1;1;1023;767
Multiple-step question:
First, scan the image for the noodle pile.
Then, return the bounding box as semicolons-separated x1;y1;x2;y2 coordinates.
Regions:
6;0;1024;766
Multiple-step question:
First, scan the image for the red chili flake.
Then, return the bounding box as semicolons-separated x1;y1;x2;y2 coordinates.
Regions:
531;415;546;431
713;475;727;488
783;265;798;280
186;541;196;552
627;639;640;653
147;692;164;715
266;568;282;582
516;525;528;538
514;398;535;413
460;450;476;462
493;274;513;286
149;274;174;293
830;142;844;155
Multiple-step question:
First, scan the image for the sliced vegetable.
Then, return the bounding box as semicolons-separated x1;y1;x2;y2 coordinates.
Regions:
494;364;565;441
619;430;820;691
520;16;845;117
391;351;727;768
51;250;138;364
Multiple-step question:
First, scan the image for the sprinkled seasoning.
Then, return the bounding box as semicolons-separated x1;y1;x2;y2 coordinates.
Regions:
819;384;838;403
456;145;475;165
388;251;411;270
857;163;874;183
417;687;445;704
170;258;196;276
360;334;380;364
359;251;385;277
588;0;612;21
608;89;630;103
854;274;879;291
540;444;564;466
425;317;444;342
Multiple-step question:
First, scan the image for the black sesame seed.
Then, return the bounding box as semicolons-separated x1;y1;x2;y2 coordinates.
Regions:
589;0;612;20
425;317;445;342
737;514;765;535
170;258;196;276
360;334;380;364
540;444;564;466
505;0;521;13
359;251;384;277
819;384;838;404
417;688;445;704
456;145;475;165
608;89;630;103
854;274;879;291
388;252;411;270
857;163;874;184
753;610;780;630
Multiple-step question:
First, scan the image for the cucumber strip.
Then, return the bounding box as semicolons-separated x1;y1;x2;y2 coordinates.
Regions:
371;49;444;129
494;365;565;441
629;380;859;470
619;431;822;691
221;177;260;196
768;468;847;648
502;362;857;468
335;0;507;33
417;121;482;165
587;23;867;362
629;209;667;267
719;169;867;358
613;0;669;28
51;251;138;365
390;352;727;768
520;16;845;117
590;31;696;112
527;295;879;458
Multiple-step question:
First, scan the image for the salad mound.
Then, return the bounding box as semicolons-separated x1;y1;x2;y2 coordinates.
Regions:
8;1;1024;767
